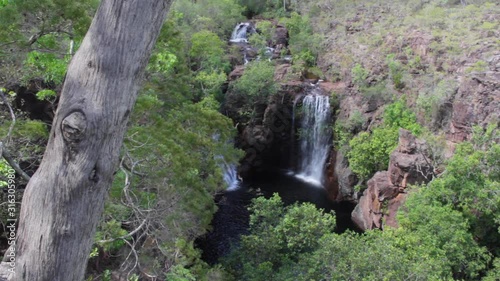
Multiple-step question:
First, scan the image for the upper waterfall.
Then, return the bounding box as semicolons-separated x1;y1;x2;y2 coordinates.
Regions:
296;92;332;186
230;22;253;43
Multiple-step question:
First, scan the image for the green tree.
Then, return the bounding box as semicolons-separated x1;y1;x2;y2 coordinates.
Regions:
232;60;277;102
223;194;336;281
173;0;244;39
10;1;172;280
281;12;322;67
91;92;243;278
190;30;229;72
0;0;98;84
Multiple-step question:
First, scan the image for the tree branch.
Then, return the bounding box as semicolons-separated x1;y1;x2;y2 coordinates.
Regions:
0;142;31;182
96;219;147;244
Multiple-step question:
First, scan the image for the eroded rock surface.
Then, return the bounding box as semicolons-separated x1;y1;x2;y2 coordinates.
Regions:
351;129;434;230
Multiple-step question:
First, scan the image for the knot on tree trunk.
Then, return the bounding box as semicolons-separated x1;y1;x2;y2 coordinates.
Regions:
62;111;87;142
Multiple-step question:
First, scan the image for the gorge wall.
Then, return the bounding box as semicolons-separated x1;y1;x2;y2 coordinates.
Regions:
225;14;499;232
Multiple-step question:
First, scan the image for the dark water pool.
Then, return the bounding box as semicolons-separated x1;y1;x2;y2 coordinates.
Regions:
196;170;358;264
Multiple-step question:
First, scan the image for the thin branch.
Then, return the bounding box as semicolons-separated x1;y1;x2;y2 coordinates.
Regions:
96;219;147;244
417;145;437;179
122;239;140;278
0;142;31;182
0;41;17;48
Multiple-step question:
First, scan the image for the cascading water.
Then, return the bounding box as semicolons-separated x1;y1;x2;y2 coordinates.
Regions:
295;92;331;186
230;22;252;43
222;162;240;191
212;133;240;191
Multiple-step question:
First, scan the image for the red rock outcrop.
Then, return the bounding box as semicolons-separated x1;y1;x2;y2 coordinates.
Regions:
448;67;500;142
351;129;434;230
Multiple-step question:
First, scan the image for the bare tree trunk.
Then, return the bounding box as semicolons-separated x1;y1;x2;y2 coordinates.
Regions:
11;0;172;280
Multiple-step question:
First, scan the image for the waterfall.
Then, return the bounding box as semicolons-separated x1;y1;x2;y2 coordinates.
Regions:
230;22;252;43
213;133;240;191
296;92;331;186
222;162;240;191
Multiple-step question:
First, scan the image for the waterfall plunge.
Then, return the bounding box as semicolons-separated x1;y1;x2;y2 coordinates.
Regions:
295;93;331;187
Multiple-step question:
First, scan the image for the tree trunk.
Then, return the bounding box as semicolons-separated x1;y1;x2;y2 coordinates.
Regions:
12;0;172;280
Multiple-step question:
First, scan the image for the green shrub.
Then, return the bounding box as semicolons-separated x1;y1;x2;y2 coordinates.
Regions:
190;30;229;72
232;60;277;102
383;98;422;135
351;63;369;87
347;99;421;183
386;54;405;90
281;12;322;66
223;194;336;280
348;127;399;183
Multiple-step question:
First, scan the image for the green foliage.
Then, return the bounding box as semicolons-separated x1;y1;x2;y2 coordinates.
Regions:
148;51;177;75
416;78;457;126
483;258;500;281
190;30;229;72
144;19;194;107
224;193;486;280
347;99;421;182
248;21;276;56
35;89;57;101
348;127;399;183
0;159;12;188
95;90;243;278
393;123;500;277
0;0;97;84
383;98;422;135
237;0;286;18
95;219;128;252
351;63;369;87
194;70;227;97
386;54;405;90
281;12;322;67
173;0;245;39
24;51;69;84
0;119;48;141
223;194;336;280
293;230;450;281
333;109;365;152
165;265;197;281
397;191;490;279
232;60;277;102
466;60;488;73
427;124;500;256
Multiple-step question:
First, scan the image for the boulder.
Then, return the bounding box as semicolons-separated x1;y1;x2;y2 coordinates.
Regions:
273;24;288;47
352;171;396;230
228;65;245;81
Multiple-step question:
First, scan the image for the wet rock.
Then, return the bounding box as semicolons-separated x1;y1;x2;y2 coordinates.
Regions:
331;151;358;201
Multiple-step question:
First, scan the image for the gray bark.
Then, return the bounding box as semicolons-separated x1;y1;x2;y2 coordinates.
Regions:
10;0;172;280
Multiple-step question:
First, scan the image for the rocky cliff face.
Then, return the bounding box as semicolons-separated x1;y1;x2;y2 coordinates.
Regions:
351;129;434;230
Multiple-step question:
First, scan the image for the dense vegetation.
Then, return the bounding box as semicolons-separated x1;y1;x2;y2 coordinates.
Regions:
0;0;498;280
